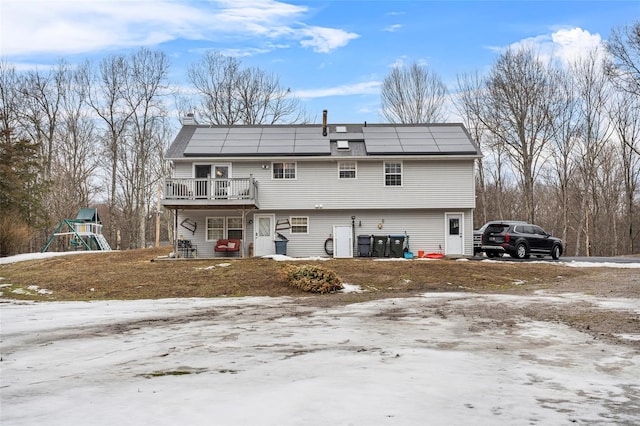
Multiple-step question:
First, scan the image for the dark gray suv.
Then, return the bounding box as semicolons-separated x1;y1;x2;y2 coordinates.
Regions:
473;220;525;256
481;222;564;260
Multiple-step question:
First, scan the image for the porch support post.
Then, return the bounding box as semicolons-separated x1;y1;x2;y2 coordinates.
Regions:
173;209;178;258
241;207;246;258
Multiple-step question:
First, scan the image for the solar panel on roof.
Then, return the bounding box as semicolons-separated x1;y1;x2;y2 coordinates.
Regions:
184;145;223;155
257;145;294;154
220;145;258;154
179;124;477;157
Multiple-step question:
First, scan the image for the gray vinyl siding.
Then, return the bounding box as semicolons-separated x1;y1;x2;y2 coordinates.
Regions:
174;209;252;259
174;208;474;258
257;160;474;210
172;159;475;210
173;162;193;178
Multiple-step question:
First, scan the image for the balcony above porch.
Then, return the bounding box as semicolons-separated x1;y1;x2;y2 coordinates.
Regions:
162;177;259;209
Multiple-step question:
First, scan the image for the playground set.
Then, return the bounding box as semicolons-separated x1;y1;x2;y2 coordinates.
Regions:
41;208;111;253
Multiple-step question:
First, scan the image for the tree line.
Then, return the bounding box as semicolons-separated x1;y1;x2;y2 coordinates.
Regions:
1;21;638;256
382;22;640;256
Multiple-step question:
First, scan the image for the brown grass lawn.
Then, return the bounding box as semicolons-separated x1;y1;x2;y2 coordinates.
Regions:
0;247;608;303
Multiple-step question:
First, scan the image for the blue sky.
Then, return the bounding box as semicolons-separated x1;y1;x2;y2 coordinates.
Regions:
1;0;638;124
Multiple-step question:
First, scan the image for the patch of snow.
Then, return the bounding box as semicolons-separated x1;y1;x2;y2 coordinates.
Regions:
340;283;364;293
217;263;231;267
564;261;640;269
482;259;640;268
374;257;408;261
264;255;331;261
26;285;53;295
614;334;640;342
1;295;637;425
0;251;105;265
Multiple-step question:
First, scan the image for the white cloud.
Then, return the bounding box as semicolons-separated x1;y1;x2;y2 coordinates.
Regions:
384;24;403;33
389;56;408;68
293;81;380;99
1;0;203;56
0;0;356;57
299;26;360;53
492;27;603;67
551;27;603;64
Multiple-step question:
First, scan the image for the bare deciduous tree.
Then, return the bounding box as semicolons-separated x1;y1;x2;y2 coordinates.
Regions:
18;62;67;181
381;62;447;124
120;48;170;248
83;54;139;246
454;71;489;224
482;47;562;223
570;47;614;256
610;90;640;253
606;20;640;97
0;60;21;138
547;68;580;244
51;62;99;217
187;52;307;125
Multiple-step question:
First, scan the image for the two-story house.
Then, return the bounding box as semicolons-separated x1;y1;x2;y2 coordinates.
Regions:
162;115;481;258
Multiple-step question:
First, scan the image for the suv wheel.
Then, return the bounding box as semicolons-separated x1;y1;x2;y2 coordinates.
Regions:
551;245;561;260
515;242;529;259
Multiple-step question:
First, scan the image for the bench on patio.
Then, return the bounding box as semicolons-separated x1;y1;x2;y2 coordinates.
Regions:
214;239;242;257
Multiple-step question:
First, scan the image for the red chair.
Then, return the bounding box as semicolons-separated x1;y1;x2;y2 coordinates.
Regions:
214;239;242;256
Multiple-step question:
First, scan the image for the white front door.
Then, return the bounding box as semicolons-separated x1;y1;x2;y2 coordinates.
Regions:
254;214;275;256
333;225;353;258
445;213;464;255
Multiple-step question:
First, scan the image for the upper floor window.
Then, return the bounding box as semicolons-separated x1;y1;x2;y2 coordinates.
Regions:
290;217;309;234
338;161;357;179
384;162;402;186
273;162;296;179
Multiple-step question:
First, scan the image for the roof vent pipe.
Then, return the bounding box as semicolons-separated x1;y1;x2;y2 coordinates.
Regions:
322;109;327;136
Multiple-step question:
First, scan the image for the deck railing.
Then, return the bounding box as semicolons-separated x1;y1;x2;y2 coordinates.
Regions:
163;177;258;204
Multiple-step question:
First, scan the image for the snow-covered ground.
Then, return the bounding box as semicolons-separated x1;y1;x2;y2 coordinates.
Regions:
1;252;639;425
1;293;638;425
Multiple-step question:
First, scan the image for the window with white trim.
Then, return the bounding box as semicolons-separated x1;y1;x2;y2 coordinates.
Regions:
206;216;243;240
206;217;224;241
384;162;402;186
273;162;296;179
290;217;309;234
338;161;356;179
227;217;243;240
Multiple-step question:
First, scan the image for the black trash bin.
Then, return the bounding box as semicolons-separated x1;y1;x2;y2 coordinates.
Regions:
357;235;372;257
389;235;405;258
274;233;289;255
372;235;388;257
